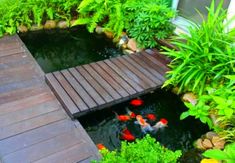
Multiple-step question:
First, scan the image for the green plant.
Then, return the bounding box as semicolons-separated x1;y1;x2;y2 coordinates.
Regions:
162;0;235;95
124;0;175;48
93;135;182;163
203;142;235;163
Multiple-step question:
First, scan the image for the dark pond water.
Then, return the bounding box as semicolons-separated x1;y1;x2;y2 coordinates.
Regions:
79;89;208;162
20;27;122;73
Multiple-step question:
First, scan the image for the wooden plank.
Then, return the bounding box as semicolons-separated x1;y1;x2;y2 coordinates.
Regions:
76;66;113;103
104;59;144;92
90;62;129;98
69;68;105;106
1;129;84;163
61;70;97;109
46;73;78;116
128;54;166;82
0;92;55;116
83;64;121;100
0;110;67;140
33;143;94;163
110;58;152;90
146;49;171;65
0;100;60;128
0;119;73;156
0;48;25;57
53;71;89;112
0;42;21;51
97;61;136;95
122;55;162;84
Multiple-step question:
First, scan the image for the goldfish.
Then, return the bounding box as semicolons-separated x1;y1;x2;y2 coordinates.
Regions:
125;107;136;118
130;99;144;107
113;111;130;122
146;113;156;121
135;115;153;133
152;118;168;131
96;143;106;150
120;128;136;141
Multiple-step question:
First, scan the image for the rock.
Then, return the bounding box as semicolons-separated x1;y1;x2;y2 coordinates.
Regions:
95;26;103;34
57;21;68;29
121;43;127;49
182;92;197;105
30;24;43;31
211;136;225;149
202;139;213;149
200;159;219;163
104;31;114;39
127;38;137;52
195;138;206;150
70;19;76;27
205;132;218;140
18;25;28;33
44;20;57;29
123;49;134;55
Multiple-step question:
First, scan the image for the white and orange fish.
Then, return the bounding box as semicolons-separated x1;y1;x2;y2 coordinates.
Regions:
125;107;136;118
135;115;153;133
152;118;168;131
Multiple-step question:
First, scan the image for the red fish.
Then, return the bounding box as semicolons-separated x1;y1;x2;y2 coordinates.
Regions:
113;111;130;122
146;114;156;121
120;128;135;141
125;107;136;118
96;143;106;150
130;99;144;107
160;118;168;125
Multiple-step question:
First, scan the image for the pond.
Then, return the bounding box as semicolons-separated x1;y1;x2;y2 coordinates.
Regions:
79;89;208;162
19;27;122;73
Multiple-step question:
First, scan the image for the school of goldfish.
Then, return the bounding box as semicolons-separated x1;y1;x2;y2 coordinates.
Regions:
97;98;168;150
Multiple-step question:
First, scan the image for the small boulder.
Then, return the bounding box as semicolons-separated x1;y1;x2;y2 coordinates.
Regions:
44;20;56;29
104;31;114;39
30;24;43;31
57;21;68;29
202;139;213;149
211;136;225;149
95;26;103;34
195;138;206;150
18;25;28;33
200;159;219;163
182;92;197;105
127;38;137;52
205;131;218;140
123;49;134;55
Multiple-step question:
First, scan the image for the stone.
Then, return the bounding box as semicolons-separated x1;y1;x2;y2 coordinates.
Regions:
104;31;114;39
18;25;28;33
95;26;103;34
30;24;43;31
123;49;134;55
127;38;137;52
182;92;197;105
57;21;68;29
205;131;218;140
195;138;206;150
211;136;225;149
200;159;219;163
44;20;57;29
70;19;76;27
202;139;213;149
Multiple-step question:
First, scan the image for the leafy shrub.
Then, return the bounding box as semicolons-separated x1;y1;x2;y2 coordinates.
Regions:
93;135;182;163
124;0;175;48
203;142;235;163
162;0;235;95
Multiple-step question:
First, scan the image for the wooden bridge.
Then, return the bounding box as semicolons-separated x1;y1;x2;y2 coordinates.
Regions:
0;34;169;162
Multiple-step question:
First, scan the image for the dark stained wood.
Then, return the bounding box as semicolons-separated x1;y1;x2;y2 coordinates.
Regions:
69;68;105;106
76;66;113;103
0;35;100;162
96;61;136;95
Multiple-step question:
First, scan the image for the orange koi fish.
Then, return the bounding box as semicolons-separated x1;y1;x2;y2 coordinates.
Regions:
113;111;130;122
130;99;144;107
120;128;136;141
135;115;153;133
96;143;106;150
125;107;136;118
146;113;157;121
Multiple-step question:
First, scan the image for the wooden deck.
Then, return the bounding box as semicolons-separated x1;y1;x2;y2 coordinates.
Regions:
46;49;169;118
0;35;100;163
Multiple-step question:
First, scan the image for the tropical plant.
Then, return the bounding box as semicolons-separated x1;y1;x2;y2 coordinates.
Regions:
124;0;175;48
93;135;182;163
162;0;235;95
203;142;235;163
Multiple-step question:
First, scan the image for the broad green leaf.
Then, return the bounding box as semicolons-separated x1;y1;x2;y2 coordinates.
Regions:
180;112;189;120
203;149;229;160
